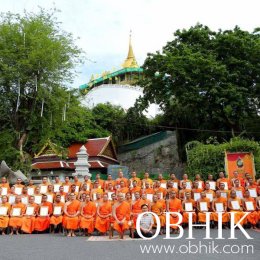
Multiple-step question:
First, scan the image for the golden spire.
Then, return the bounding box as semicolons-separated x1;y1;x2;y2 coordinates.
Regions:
122;31;138;68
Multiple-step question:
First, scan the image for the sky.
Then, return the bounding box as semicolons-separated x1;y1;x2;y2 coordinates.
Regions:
1;0;259;116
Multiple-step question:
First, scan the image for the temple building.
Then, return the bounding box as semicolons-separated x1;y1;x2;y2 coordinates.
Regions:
30;137;118;182
79;34;143;94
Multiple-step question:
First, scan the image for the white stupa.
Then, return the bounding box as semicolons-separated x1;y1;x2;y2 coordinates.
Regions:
73;145;91;179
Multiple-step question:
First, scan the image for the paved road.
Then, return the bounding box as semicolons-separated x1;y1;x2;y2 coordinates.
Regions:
0;229;259;260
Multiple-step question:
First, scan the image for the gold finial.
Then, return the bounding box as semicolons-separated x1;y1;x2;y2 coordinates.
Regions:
122;31;138;68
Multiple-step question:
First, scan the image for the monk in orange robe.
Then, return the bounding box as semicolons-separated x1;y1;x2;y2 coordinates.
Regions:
104;174;116;190
125;192;132;205
34;194;53;232
182;192;197;224
13;178;24;195
231;171;245;187
169;173;179;189
130;180;141;195
192;181;203;200
178;182;191;200
93;174;105;189
218;183;230;199
154;181;167;198
194;174;205;190
95;193;112;234
142;182;155;196
197;192;211;223
9;195;26;235
216;171;230;189
116;181;129;196
242;190;258;228
0;195;10;234
166;191;182;233
21;196;39;234
79;194;97;235
77;184;90;200
228;190;245;225
63;193;81;237
0;177;10;195
151;194;165;232
179;174;192;190
131;192;143;228
50;194;64;233
111;193;131;239
141;172;153;188
115;171;129;188
62;176;71;194
129;171;141;187
212;190;229;226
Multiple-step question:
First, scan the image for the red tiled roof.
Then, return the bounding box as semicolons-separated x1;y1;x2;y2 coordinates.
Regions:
31;161;70;170
67;137;110;158
68;160;107;169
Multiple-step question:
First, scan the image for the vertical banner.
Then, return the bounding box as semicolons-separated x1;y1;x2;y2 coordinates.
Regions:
225;151;256;181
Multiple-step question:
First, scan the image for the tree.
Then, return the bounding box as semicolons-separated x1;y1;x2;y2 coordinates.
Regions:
0;9;82;161
139;24;260;159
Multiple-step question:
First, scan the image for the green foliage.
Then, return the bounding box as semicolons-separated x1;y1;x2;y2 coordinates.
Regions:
139;24;260;160
186;137;260;180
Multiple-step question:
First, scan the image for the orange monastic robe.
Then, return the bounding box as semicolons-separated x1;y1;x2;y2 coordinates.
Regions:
182;199;197;223
113;201;131;233
168;198;183;229
9;203;26;228
21;203;39;233
0;202;10;228
197;198;211;223
244;198;258;225
79;201;97;233
151;201;165;227
34;202;53;232
63;200;81;230
50;202;65;226
95;201;112;233
229;198;246;225
132;199;143;227
212;197;229;223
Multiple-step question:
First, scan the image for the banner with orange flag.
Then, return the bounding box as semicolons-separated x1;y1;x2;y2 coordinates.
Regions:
225;151;256;181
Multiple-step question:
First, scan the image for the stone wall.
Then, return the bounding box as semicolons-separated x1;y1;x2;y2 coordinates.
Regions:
118;132;184;177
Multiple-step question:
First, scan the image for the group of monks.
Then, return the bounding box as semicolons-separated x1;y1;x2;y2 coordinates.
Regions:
0;170;260;238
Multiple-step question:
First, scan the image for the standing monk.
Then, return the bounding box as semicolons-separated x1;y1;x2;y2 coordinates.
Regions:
166;191;183;234
21;196;38;234
50;194;64;233
34;194;53;233
63;193;80;237
0;195;10;234
95;193;112;234
9;195;26;235
111;193;131;239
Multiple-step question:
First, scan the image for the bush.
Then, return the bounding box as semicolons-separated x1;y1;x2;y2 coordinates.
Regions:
185;137;260;180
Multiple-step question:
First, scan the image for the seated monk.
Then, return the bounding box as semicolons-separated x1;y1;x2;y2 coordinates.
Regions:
142;182;155;196
242;190;258;229
182;192;197;224
166;191;182;234
194;174;205;190
95;193;112;234
34;194;53;233
0;195;11;235
212;190;229;228
228;190;246;225
63;193;81;237
178;182;190;200
151;194;165;233
50;194;64;233
179;174;192;190
110;193;131;239
21;196;39;234
9;195;26;235
79;194;97;236
153;181;167;199
197;192;211;224
0;177;10;195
